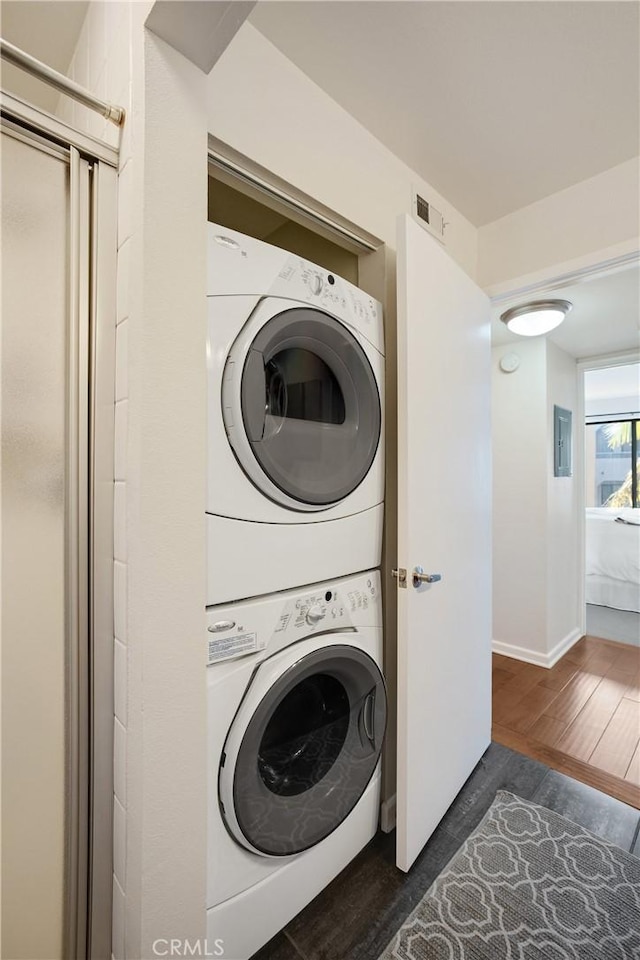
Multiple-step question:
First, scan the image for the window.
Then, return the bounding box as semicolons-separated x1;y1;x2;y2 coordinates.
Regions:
586;420;639;508
595;426;632;457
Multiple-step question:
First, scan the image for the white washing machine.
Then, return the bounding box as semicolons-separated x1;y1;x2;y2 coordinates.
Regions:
207;224;385;604
207;569;386;960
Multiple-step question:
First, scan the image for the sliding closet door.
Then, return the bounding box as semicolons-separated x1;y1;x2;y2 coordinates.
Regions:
1;129;88;960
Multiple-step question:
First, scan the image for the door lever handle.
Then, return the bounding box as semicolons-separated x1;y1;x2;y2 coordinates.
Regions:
412;566;442;588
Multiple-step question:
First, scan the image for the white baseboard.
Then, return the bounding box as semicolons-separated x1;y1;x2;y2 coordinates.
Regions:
380;793;396;833
546;628;583;667
492;639;551;667
492;628;582;669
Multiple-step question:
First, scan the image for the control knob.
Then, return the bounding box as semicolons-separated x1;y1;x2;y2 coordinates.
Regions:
308;273;323;296
306;604;326;625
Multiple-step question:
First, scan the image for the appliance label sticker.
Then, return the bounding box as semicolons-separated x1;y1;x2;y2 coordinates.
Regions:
207;632;260;665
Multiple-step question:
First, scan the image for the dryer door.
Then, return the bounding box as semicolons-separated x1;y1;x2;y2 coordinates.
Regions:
219;643;386;857
225;307;381;509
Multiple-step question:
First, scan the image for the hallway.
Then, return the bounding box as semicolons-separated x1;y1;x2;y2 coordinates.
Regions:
492;635;640;808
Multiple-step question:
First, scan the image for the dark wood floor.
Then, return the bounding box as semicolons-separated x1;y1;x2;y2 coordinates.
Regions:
253;743;640;960
492;635;640;809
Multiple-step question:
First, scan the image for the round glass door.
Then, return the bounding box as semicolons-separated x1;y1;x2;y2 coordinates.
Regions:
222;646;386;856
236;308;381;507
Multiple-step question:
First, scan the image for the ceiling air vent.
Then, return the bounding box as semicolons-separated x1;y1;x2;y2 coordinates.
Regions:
412;187;446;244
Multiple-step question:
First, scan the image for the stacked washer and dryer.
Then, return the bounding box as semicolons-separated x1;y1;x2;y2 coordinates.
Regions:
206;224;387;959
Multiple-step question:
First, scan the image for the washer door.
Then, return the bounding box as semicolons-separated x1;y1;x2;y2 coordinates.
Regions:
219;644;386;857
226;307;381;509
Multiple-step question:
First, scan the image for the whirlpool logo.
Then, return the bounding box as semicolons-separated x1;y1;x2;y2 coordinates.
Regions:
152;939;225;957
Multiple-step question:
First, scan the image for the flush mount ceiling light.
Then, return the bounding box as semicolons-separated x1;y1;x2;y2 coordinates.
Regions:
500;299;572;337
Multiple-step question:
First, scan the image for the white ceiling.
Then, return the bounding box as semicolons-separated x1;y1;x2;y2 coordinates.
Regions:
491;264;640;360
250;1;640;227
0;1;88;113
584;364;639;404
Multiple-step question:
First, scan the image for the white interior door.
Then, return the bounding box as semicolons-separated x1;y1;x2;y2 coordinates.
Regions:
395;214;492;871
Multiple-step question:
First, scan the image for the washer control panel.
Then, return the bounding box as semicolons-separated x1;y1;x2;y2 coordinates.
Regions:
206;573;380;666
305;603;326;625
274;576;378;638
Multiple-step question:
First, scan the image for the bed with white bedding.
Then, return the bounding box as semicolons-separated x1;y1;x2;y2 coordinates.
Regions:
585;507;640;613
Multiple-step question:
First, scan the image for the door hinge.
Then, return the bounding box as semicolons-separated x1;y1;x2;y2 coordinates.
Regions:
391;568;407;588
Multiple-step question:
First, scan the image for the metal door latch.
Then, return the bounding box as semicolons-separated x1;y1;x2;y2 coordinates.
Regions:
412;565;443;588
391;568;407;588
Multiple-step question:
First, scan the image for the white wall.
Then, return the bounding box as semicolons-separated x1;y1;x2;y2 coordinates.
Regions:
206;23;478;277
546;341;580;656
585;395;640;418
59;5;208;958
128;32;207;956
492;340;548;658
56;1;136;154
478;157;640;290
492;339;581;665
57;4;143;955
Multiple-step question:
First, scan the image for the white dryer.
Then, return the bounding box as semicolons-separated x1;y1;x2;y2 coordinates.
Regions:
207;224;384;604
207;569;386;960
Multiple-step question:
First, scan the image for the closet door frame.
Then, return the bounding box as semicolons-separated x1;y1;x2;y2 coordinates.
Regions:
1;92;118;960
87;147;118;960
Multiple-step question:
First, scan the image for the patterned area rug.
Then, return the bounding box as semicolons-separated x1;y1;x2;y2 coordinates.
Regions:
379;791;640;960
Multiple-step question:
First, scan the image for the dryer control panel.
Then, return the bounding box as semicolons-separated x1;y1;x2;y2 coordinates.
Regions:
206;571;380;666
273;259;382;340
207;223;384;354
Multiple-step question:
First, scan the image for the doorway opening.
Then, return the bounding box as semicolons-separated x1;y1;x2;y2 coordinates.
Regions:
584;362;640;646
